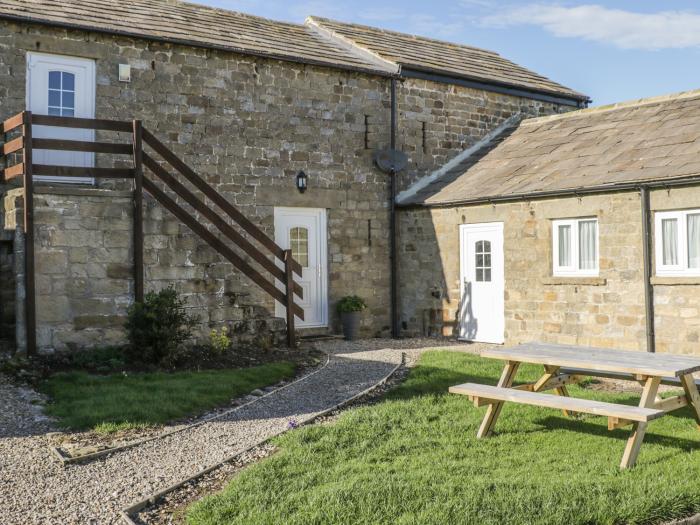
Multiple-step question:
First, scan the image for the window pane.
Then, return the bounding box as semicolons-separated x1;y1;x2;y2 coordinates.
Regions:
62;90;75;109
475;241;483;253
48;107;61;116
476;268;484;282
49;71;61;89
579;220;597;270
62;72;75;91
62;108;74;117
662;218;679;266
48;89;61;107
558;225;571;266
484;269;491;282
290;227;309;267
476;254;484;267
688;214;700;269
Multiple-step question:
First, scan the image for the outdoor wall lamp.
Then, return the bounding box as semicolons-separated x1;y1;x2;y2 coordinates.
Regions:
296;170;307;193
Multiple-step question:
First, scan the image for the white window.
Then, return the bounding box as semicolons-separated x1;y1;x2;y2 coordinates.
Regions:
552;218;599;277
655;209;700;276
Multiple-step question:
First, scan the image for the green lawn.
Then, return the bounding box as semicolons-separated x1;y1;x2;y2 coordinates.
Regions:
42;362;296;433
187;351;700;525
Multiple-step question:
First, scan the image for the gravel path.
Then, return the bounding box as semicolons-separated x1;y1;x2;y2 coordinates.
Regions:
0;338;474;524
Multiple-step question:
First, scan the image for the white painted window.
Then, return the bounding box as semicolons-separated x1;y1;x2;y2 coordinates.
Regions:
552;218;599;277
655;209;700;276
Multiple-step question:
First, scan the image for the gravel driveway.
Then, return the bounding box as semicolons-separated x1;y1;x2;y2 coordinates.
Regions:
0;338;474;525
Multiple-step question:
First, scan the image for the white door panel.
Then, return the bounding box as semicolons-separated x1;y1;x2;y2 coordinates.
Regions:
274;208;328;327
459;222;504;344
27;53;96;183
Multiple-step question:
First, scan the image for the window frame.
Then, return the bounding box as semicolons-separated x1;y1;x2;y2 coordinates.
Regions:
655;209;700;277
552;217;599;277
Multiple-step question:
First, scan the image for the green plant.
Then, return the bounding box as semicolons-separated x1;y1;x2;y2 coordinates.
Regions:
41;362;296;432
186;352;699;525
336;295;367;314
124;287;199;365
210;326;231;354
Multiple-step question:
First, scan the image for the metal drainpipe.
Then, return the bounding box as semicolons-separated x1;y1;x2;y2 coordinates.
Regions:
390;78;399;338
640;186;656;353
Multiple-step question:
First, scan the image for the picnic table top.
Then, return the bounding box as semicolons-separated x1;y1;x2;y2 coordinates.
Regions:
480;342;700;378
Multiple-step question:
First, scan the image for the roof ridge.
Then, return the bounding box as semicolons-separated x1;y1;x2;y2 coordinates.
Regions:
305;16;399;74
308;15;502;57
522;88;700;125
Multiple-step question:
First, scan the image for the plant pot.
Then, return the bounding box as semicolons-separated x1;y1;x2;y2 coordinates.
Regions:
340;311;361;341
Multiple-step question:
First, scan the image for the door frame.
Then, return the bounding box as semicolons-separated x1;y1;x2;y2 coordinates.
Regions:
26;51;96;184
274;207;328;328
458;221;505;344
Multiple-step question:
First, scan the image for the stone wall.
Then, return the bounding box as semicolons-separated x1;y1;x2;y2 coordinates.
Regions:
4;187;287;351
0;19;570;351
395;78;567;192
398;188;700;355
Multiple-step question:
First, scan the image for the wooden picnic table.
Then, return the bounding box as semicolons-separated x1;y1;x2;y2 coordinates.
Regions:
449;342;700;469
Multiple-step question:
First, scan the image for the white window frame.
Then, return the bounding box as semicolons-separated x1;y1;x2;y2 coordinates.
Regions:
655;209;700;277
552;217;599;277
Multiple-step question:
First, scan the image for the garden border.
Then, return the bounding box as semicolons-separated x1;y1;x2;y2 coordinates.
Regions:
119;352;406;525
50;349;332;465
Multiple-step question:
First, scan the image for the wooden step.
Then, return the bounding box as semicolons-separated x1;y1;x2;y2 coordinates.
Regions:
449;383;665;422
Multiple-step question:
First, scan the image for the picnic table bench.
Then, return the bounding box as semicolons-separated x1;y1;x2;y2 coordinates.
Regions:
449;342;700;469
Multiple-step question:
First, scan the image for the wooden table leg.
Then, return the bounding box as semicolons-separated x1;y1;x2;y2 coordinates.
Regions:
477;360;520;438
541;365;573;417
620;376;660;469
680;373;700;429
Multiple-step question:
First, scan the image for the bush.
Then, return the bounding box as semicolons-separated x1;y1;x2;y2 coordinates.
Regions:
336;295;367;314
125;287;199;365
210;326;231;353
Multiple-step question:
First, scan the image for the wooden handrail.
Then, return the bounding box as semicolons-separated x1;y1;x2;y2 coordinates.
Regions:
0;111;305;349
143;153;303;300
32;138;133;155
143;177;304;320
2;113;25;133
31;114;132;132
32;165;135;178
141;128;303;278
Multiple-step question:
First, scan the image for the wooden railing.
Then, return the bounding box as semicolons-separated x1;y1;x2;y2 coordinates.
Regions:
1;111;304;354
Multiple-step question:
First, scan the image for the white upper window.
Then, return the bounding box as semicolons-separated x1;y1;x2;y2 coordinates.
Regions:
552;218;599;277
655;209;700;276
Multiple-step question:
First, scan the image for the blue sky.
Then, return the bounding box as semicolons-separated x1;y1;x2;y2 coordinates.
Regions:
191;0;700;106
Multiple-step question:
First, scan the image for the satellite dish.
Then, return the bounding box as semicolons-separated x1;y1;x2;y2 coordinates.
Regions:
374;149;408;174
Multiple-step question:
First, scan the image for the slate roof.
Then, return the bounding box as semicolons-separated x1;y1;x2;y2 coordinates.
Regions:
0;0;396;75
0;0;585;102
307;16;588;103
398;90;700;207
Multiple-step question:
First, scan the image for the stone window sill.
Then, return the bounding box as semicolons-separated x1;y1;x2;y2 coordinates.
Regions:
542;277;607;286
651;277;700;286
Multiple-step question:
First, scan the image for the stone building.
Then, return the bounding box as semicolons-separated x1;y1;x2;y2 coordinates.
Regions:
0;0;587;353
398;91;700;355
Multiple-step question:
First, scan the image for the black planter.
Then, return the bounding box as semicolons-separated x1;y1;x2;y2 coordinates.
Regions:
341;311;361;340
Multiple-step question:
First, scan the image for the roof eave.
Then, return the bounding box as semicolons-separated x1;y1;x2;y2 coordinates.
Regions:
397;175;700;210
0;13;398;79
400;66;591;108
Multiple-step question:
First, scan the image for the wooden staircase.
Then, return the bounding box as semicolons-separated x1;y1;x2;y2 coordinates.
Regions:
1;111;304;354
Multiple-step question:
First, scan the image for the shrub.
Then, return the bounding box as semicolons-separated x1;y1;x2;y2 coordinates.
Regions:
336;295;367;314
210;326;232;354
125;287;199;365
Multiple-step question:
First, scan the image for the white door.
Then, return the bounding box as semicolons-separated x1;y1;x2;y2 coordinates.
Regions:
27;52;96;183
274;208;328;328
459;222;504;344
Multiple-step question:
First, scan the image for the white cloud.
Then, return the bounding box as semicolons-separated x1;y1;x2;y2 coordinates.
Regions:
481;4;700;50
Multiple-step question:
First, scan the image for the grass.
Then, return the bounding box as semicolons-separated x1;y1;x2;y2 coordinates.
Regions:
187;351;700;525
41;362;296;433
